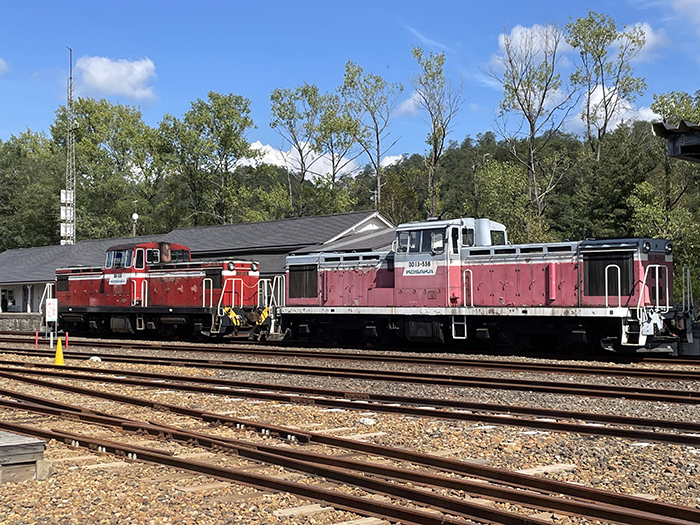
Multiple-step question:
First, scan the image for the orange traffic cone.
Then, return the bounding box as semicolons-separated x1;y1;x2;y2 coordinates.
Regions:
55;338;65;366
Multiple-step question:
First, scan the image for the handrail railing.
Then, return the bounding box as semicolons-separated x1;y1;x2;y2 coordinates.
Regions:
258;275;285;308
637;264;670;313
217;278;259;311
462;269;473;307
131;279;148;307
682;266;694;314
202;278;213;308
604;264;621;308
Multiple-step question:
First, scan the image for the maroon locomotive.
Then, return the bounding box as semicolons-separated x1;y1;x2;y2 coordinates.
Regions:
56;241;264;337
279;217;695;354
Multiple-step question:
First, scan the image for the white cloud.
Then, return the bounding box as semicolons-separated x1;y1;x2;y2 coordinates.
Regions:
75;56;156;100
672;0;700;26
381;155;403;167
240;141;362;179
405;26;450;51
566;85;660;135
484;24;572;89
634;22;670;62
0;57;7;76
396;91;421;116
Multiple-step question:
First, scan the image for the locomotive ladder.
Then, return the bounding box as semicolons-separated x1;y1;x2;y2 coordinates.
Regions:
621;264;670;346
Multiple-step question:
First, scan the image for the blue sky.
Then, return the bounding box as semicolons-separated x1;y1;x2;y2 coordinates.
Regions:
1;0;698;165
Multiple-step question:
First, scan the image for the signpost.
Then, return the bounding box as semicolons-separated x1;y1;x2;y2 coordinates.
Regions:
45;298;58;345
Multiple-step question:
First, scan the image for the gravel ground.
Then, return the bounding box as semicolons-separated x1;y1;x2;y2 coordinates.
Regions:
1;341;700;524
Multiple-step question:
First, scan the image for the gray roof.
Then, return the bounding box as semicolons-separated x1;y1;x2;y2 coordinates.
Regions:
167;210;384;255
0;211;391;285
293;227;397;255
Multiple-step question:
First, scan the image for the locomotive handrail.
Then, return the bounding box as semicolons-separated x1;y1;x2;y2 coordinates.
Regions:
202;278;213;308
637;264;670;313
218;278;258;311
682;266;694;314
258;276;285;308
131;280;148;307
604;264;621;308
462;269;473;307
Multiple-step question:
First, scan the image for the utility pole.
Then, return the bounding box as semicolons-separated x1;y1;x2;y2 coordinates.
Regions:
60;47;77;245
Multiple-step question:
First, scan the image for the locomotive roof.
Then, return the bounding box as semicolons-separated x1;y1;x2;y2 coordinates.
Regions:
396;217;506;231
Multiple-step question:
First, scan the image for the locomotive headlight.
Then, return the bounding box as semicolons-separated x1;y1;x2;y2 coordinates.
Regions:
642;241;651;253
227;262;235;271
250;262;259;272
665;242;673;255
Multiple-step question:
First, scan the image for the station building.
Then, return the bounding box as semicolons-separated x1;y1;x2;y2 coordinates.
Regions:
0;211;394;330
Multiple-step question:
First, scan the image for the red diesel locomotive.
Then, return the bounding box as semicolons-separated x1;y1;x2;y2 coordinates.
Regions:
56;241;265;337
54;218;697;354
280;217;696;354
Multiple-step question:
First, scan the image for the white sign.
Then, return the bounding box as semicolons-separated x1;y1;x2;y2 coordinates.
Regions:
109;274;128;285
403;260;437;276
46;298;58;322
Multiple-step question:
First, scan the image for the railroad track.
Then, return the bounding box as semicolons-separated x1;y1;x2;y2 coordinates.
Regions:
2;360;700;446
2;333;700;369
2;374;699;524
1;349;699;406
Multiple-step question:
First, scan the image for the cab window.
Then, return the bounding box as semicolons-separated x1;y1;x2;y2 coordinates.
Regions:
424;229;445;254
105;251;114;269
451;228;459;254
397;232;410;253
135;249;145;270
462;228;475;247
146;249;160;265
491;230;506;245
113;249;133;269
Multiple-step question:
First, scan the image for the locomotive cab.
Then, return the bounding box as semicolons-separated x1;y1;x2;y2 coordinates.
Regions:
56;241;263;338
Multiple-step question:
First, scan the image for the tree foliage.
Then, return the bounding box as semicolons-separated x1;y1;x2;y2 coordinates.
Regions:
410;46;462;216
341;61;403;210
566;10;646;160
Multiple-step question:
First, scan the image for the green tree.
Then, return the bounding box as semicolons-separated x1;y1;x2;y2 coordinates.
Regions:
270;84;323;206
161;91;257;226
0;131;64;250
566;10;646;161
342;61;403;210
315;92;361;188
380;155;423;224
487;23;577;228
410;46;462;216
51;98;153;239
468;159;549;244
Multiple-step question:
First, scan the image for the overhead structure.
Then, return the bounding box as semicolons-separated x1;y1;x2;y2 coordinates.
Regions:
652;120;700;164
61;47;76;245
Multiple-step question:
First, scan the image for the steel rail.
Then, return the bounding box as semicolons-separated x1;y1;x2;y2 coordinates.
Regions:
2;334;700;372
3;344;700;382
2;366;700;449
0;421;492;525
4;361;699;434
1;391;693;525
3;381;699;524
1;353;699;406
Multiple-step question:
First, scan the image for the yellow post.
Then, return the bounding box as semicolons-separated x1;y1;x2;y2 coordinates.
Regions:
54;338;65;366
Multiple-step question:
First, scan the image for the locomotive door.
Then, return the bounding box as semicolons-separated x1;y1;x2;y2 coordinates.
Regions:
448;226;463;306
132;248;146;306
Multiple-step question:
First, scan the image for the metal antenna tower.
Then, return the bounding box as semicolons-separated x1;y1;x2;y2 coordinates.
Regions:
60;47;76;245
